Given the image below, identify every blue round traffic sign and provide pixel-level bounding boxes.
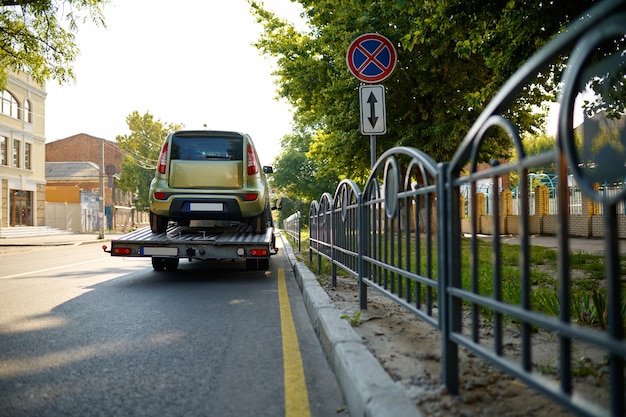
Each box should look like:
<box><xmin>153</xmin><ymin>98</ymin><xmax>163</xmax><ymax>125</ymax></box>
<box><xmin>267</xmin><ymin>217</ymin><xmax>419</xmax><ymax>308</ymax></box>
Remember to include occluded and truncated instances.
<box><xmin>346</xmin><ymin>33</ymin><xmax>397</xmax><ymax>83</ymax></box>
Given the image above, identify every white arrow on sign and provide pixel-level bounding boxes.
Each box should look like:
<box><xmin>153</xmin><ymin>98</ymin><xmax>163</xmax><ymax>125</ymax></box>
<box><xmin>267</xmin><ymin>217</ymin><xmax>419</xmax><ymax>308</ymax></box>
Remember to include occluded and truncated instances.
<box><xmin>359</xmin><ymin>85</ymin><xmax>386</xmax><ymax>135</ymax></box>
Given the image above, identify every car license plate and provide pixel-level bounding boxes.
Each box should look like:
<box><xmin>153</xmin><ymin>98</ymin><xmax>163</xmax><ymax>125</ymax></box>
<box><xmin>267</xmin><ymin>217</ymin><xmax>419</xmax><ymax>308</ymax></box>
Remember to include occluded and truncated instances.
<box><xmin>189</xmin><ymin>203</ymin><xmax>223</xmax><ymax>211</ymax></box>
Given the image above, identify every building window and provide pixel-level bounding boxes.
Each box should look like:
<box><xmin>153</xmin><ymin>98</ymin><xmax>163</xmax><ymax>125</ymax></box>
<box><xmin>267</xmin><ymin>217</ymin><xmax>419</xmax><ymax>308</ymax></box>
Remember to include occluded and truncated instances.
<box><xmin>1</xmin><ymin>90</ymin><xmax>20</xmax><ymax>119</ymax></box>
<box><xmin>24</xmin><ymin>142</ymin><xmax>31</xmax><ymax>170</ymax></box>
<box><xmin>13</xmin><ymin>139</ymin><xmax>20</xmax><ymax>168</ymax></box>
<box><xmin>0</xmin><ymin>136</ymin><xmax>7</xmax><ymax>166</ymax></box>
<box><xmin>24</xmin><ymin>99</ymin><xmax>32</xmax><ymax>123</ymax></box>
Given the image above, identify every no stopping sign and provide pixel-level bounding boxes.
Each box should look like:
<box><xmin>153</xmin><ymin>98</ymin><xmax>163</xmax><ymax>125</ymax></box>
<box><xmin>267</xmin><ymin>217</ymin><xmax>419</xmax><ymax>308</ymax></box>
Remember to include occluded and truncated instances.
<box><xmin>346</xmin><ymin>33</ymin><xmax>397</xmax><ymax>83</ymax></box>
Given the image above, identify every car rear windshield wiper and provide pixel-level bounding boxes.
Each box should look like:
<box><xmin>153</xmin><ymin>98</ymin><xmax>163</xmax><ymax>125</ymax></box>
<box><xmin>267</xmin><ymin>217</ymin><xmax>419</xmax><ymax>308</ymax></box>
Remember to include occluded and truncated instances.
<box><xmin>203</xmin><ymin>154</ymin><xmax>236</xmax><ymax>160</ymax></box>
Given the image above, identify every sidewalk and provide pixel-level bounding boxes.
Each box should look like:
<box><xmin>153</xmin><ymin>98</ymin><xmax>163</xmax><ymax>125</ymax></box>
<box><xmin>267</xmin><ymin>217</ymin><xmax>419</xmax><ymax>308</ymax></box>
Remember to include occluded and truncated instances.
<box><xmin>0</xmin><ymin>232</ymin><xmax>124</xmax><ymax>247</ymax></box>
<box><xmin>282</xmin><ymin>233</ymin><xmax>625</xmax><ymax>417</ymax></box>
<box><xmin>476</xmin><ymin>233</ymin><xmax>626</xmax><ymax>255</ymax></box>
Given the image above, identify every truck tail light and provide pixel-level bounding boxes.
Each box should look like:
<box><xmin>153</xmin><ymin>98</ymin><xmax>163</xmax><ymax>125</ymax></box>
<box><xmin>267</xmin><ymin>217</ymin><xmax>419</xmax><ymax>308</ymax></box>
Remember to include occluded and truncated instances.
<box><xmin>247</xmin><ymin>144</ymin><xmax>258</xmax><ymax>175</ymax></box>
<box><xmin>157</xmin><ymin>142</ymin><xmax>168</xmax><ymax>174</ymax></box>
<box><xmin>250</xmin><ymin>249</ymin><xmax>268</xmax><ymax>257</ymax></box>
<box><xmin>113</xmin><ymin>247</ymin><xmax>132</xmax><ymax>255</ymax></box>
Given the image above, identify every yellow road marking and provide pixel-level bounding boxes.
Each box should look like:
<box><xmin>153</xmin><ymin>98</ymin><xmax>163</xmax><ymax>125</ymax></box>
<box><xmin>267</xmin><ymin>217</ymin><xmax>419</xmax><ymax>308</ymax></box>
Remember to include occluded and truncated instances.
<box><xmin>277</xmin><ymin>268</ymin><xmax>311</xmax><ymax>417</ymax></box>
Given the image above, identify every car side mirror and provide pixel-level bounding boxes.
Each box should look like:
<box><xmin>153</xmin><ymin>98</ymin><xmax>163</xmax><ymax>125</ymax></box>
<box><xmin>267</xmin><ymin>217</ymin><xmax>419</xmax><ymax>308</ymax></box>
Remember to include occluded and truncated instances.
<box><xmin>271</xmin><ymin>198</ymin><xmax>282</xmax><ymax>211</ymax></box>
<box><xmin>263</xmin><ymin>166</ymin><xmax>274</xmax><ymax>174</ymax></box>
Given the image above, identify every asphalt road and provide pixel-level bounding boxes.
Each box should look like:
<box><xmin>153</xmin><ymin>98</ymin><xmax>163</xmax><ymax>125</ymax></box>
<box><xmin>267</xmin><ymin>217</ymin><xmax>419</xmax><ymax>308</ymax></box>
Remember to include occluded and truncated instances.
<box><xmin>0</xmin><ymin>240</ymin><xmax>348</xmax><ymax>417</ymax></box>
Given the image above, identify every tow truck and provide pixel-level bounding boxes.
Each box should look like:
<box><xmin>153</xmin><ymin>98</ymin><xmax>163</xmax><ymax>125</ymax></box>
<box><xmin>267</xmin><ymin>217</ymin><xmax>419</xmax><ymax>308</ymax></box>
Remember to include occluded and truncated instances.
<box><xmin>102</xmin><ymin>222</ymin><xmax>278</xmax><ymax>271</ymax></box>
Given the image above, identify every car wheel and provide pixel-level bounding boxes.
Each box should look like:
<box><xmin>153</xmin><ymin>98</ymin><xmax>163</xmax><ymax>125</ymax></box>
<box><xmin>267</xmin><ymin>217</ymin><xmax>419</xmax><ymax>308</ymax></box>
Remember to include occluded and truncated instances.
<box><xmin>150</xmin><ymin>211</ymin><xmax>169</xmax><ymax>233</ymax></box>
<box><xmin>152</xmin><ymin>257</ymin><xmax>179</xmax><ymax>271</ymax></box>
<box><xmin>248</xmin><ymin>208</ymin><xmax>269</xmax><ymax>234</ymax></box>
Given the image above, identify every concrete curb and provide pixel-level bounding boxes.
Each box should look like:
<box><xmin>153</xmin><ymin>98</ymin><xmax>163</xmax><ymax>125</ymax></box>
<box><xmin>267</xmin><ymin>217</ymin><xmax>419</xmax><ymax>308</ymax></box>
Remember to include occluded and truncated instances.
<box><xmin>279</xmin><ymin>233</ymin><xmax>420</xmax><ymax>417</ymax></box>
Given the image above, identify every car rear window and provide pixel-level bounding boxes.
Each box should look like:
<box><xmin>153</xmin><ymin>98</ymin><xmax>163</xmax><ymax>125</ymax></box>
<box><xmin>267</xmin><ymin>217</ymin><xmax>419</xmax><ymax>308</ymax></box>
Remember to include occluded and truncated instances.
<box><xmin>170</xmin><ymin>135</ymin><xmax>244</xmax><ymax>161</ymax></box>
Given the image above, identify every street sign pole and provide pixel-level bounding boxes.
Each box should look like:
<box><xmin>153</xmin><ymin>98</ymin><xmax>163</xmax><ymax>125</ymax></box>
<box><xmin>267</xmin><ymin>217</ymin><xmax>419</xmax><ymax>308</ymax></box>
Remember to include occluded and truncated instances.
<box><xmin>347</xmin><ymin>33</ymin><xmax>396</xmax><ymax>170</ymax></box>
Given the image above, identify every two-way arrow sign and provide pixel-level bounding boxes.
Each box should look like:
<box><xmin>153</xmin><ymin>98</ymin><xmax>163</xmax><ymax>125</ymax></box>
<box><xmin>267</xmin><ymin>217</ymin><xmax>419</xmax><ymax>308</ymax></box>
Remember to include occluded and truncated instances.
<box><xmin>359</xmin><ymin>85</ymin><xmax>386</xmax><ymax>135</ymax></box>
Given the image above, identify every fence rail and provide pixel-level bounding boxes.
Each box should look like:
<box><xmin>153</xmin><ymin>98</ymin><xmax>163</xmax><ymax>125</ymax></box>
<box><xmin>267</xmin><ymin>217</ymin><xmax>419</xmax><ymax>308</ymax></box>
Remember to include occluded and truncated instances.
<box><xmin>282</xmin><ymin>211</ymin><xmax>302</xmax><ymax>251</ymax></box>
<box><xmin>305</xmin><ymin>1</ymin><xmax>626</xmax><ymax>415</ymax></box>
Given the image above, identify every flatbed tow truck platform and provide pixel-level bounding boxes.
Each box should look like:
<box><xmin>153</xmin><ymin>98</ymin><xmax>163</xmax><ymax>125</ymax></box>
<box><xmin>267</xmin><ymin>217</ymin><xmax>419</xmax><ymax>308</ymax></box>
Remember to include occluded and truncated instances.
<box><xmin>103</xmin><ymin>224</ymin><xmax>278</xmax><ymax>271</ymax></box>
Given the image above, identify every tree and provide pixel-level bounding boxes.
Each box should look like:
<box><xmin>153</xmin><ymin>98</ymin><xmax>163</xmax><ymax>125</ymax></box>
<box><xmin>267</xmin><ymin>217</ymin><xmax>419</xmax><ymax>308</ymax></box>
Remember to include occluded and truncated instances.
<box><xmin>115</xmin><ymin>111</ymin><xmax>182</xmax><ymax>211</ymax></box>
<box><xmin>249</xmin><ymin>0</ymin><xmax>599</xmax><ymax>177</ymax></box>
<box><xmin>270</xmin><ymin>129</ymin><xmax>342</xmax><ymax>213</ymax></box>
<box><xmin>0</xmin><ymin>0</ymin><xmax>106</xmax><ymax>89</ymax></box>
<box><xmin>514</xmin><ymin>132</ymin><xmax>558</xmax><ymax>181</ymax></box>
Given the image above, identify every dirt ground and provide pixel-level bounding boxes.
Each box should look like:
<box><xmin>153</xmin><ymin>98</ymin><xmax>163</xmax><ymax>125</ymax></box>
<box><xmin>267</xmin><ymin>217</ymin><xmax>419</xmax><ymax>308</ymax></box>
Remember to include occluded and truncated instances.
<box><xmin>318</xmin><ymin>274</ymin><xmax>615</xmax><ymax>417</ymax></box>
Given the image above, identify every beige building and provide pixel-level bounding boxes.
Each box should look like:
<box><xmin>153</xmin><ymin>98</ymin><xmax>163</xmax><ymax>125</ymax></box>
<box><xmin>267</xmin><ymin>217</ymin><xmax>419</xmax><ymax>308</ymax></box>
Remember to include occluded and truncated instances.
<box><xmin>0</xmin><ymin>71</ymin><xmax>46</xmax><ymax>228</ymax></box>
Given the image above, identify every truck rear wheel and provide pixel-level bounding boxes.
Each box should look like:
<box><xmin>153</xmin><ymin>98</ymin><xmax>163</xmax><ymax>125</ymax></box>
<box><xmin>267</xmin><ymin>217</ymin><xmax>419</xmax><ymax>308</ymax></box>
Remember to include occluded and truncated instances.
<box><xmin>258</xmin><ymin>258</ymin><xmax>270</xmax><ymax>270</ymax></box>
<box><xmin>246</xmin><ymin>259</ymin><xmax>258</xmax><ymax>270</ymax></box>
<box><xmin>245</xmin><ymin>258</ymin><xmax>269</xmax><ymax>270</ymax></box>
<box><xmin>152</xmin><ymin>257</ymin><xmax>179</xmax><ymax>271</ymax></box>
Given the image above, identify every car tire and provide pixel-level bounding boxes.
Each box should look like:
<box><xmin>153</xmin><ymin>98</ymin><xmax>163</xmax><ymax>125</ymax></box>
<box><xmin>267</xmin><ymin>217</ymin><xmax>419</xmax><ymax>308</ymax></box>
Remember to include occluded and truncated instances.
<box><xmin>248</xmin><ymin>206</ymin><xmax>270</xmax><ymax>234</ymax></box>
<box><xmin>150</xmin><ymin>211</ymin><xmax>169</xmax><ymax>233</ymax></box>
<box><xmin>248</xmin><ymin>214</ymin><xmax>265</xmax><ymax>233</ymax></box>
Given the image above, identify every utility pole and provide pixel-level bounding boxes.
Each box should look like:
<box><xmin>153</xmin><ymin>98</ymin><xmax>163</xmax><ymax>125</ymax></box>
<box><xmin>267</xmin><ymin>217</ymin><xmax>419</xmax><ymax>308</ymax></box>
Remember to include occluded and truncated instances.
<box><xmin>99</xmin><ymin>139</ymin><xmax>105</xmax><ymax>239</ymax></box>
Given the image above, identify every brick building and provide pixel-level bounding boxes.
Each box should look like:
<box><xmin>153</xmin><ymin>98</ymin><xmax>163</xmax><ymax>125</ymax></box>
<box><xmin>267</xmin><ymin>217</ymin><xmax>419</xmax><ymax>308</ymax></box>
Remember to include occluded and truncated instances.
<box><xmin>45</xmin><ymin>133</ymin><xmax>130</xmax><ymax>206</ymax></box>
<box><xmin>45</xmin><ymin>134</ymin><xmax>135</xmax><ymax>231</ymax></box>
<box><xmin>46</xmin><ymin>133</ymin><xmax>123</xmax><ymax>176</ymax></box>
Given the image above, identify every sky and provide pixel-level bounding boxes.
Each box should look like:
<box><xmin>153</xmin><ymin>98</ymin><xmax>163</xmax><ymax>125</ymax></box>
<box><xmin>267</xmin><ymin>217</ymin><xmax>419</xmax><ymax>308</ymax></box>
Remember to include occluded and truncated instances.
<box><xmin>44</xmin><ymin>0</ymin><xmax>304</xmax><ymax>166</ymax></box>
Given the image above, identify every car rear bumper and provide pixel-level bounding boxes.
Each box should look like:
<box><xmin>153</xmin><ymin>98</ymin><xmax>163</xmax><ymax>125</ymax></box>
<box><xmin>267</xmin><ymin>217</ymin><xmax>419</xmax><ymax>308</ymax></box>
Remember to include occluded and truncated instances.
<box><xmin>170</xmin><ymin>198</ymin><xmax>243</xmax><ymax>220</ymax></box>
<box><xmin>150</xmin><ymin>196</ymin><xmax>265</xmax><ymax>220</ymax></box>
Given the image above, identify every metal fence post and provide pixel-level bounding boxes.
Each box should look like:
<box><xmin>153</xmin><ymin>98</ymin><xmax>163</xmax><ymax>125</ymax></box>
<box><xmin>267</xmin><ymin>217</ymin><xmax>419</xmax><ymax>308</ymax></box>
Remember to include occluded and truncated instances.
<box><xmin>358</xmin><ymin>191</ymin><xmax>367</xmax><ymax>310</ymax></box>
<box><xmin>330</xmin><ymin>196</ymin><xmax>336</xmax><ymax>287</ymax></box>
<box><xmin>438</xmin><ymin>161</ymin><xmax>459</xmax><ymax>394</ymax></box>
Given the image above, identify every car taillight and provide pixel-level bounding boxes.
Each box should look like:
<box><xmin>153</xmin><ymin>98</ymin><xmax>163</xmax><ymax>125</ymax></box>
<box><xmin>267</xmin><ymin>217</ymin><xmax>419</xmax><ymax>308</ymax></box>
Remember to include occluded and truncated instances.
<box><xmin>157</xmin><ymin>142</ymin><xmax>168</xmax><ymax>174</ymax></box>
<box><xmin>244</xmin><ymin>193</ymin><xmax>258</xmax><ymax>201</ymax></box>
<box><xmin>154</xmin><ymin>192</ymin><xmax>166</xmax><ymax>200</ymax></box>
<box><xmin>247</xmin><ymin>144</ymin><xmax>258</xmax><ymax>175</ymax></box>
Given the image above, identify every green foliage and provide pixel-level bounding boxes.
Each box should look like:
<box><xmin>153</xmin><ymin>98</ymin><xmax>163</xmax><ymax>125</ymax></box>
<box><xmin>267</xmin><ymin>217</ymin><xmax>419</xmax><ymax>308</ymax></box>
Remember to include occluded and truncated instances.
<box><xmin>520</xmin><ymin>133</ymin><xmax>558</xmax><ymax>174</ymax></box>
<box><xmin>341</xmin><ymin>310</ymin><xmax>362</xmax><ymax>327</ymax></box>
<box><xmin>536</xmin><ymin>287</ymin><xmax>626</xmax><ymax>331</ymax></box>
<box><xmin>270</xmin><ymin>129</ymin><xmax>342</xmax><ymax>211</ymax></box>
<box><xmin>0</xmin><ymin>0</ymin><xmax>108</xmax><ymax>88</ymax></box>
<box><xmin>249</xmin><ymin>0</ymin><xmax>593</xmax><ymax>176</ymax></box>
<box><xmin>533</xmin><ymin>289</ymin><xmax>560</xmax><ymax>319</ymax></box>
<box><xmin>272</xmin><ymin>196</ymin><xmax>297</xmax><ymax>226</ymax></box>
<box><xmin>115</xmin><ymin>111</ymin><xmax>182</xmax><ymax>211</ymax></box>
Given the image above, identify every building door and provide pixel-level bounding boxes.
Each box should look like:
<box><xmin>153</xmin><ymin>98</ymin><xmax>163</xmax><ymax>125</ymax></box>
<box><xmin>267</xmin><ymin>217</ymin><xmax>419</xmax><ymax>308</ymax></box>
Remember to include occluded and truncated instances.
<box><xmin>10</xmin><ymin>190</ymin><xmax>31</xmax><ymax>226</ymax></box>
